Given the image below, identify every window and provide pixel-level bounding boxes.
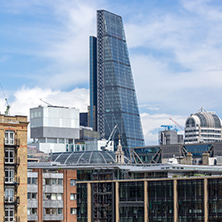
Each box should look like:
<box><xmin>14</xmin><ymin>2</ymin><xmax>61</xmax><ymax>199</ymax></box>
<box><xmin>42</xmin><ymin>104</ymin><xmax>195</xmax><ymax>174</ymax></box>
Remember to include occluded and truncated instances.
<box><xmin>51</xmin><ymin>179</ymin><xmax>56</xmax><ymax>185</ymax></box>
<box><xmin>5</xmin><ymin>149</ymin><xmax>14</xmax><ymax>163</ymax></box>
<box><xmin>5</xmin><ymin>167</ymin><xmax>14</xmax><ymax>182</ymax></box>
<box><xmin>45</xmin><ymin>193</ymin><xmax>62</xmax><ymax>200</ymax></box>
<box><xmin>45</xmin><ymin>208</ymin><xmax>51</xmax><ymax>214</ymax></box>
<box><xmin>5</xmin><ymin>206</ymin><xmax>14</xmax><ymax>221</ymax></box>
<box><xmin>57</xmin><ymin>193</ymin><xmax>62</xmax><ymax>200</ymax></box>
<box><xmin>58</xmin><ymin>179</ymin><xmax>63</xmax><ymax>185</ymax></box>
<box><xmin>27</xmin><ymin>177</ymin><xmax>37</xmax><ymax>185</ymax></box>
<box><xmin>59</xmin><ymin>138</ymin><xmax>64</xmax><ymax>144</ymax></box>
<box><xmin>28</xmin><ymin>193</ymin><xmax>37</xmax><ymax>200</ymax></box>
<box><xmin>47</xmin><ymin>138</ymin><xmax>57</xmax><ymax>143</ymax></box>
<box><xmin>45</xmin><ymin>193</ymin><xmax>51</xmax><ymax>200</ymax></box>
<box><xmin>32</xmin><ymin>178</ymin><xmax>37</xmax><ymax>184</ymax></box>
<box><xmin>51</xmin><ymin>193</ymin><xmax>56</xmax><ymax>200</ymax></box>
<box><xmin>45</xmin><ymin>208</ymin><xmax>62</xmax><ymax>215</ymax></box>
<box><xmin>68</xmin><ymin>139</ymin><xmax>73</xmax><ymax>144</ymax></box>
<box><xmin>28</xmin><ymin>208</ymin><xmax>37</xmax><ymax>215</ymax></box>
<box><xmin>45</xmin><ymin>178</ymin><xmax>51</xmax><ymax>185</ymax></box>
<box><xmin>32</xmin><ymin>193</ymin><xmax>37</xmax><ymax>199</ymax></box>
<box><xmin>32</xmin><ymin>208</ymin><xmax>37</xmax><ymax>215</ymax></box>
<box><xmin>70</xmin><ymin>208</ymin><xmax>77</xmax><ymax>215</ymax></box>
<box><xmin>70</xmin><ymin>193</ymin><xmax>76</xmax><ymax>200</ymax></box>
<box><xmin>28</xmin><ymin>178</ymin><xmax>31</xmax><ymax>184</ymax></box>
<box><xmin>5</xmin><ymin>187</ymin><xmax>14</xmax><ymax>202</ymax></box>
<box><xmin>58</xmin><ymin>208</ymin><xmax>63</xmax><ymax>214</ymax></box>
<box><xmin>70</xmin><ymin>179</ymin><xmax>76</xmax><ymax>186</ymax></box>
<box><xmin>5</xmin><ymin>130</ymin><xmax>14</xmax><ymax>145</ymax></box>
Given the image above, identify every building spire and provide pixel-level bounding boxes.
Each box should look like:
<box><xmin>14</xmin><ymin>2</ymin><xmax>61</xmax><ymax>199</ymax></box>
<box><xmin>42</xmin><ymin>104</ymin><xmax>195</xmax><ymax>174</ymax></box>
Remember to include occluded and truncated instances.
<box><xmin>115</xmin><ymin>135</ymin><xmax>125</xmax><ymax>164</ymax></box>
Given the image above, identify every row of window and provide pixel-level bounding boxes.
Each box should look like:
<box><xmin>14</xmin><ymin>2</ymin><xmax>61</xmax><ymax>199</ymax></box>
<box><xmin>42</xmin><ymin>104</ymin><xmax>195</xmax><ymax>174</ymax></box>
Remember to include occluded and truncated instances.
<box><xmin>27</xmin><ymin>207</ymin><xmax>76</xmax><ymax>216</ymax></box>
<box><xmin>38</xmin><ymin>138</ymin><xmax>74</xmax><ymax>144</ymax></box>
<box><xmin>45</xmin><ymin>178</ymin><xmax>63</xmax><ymax>186</ymax></box>
<box><xmin>28</xmin><ymin>192</ymin><xmax>76</xmax><ymax>201</ymax></box>
<box><xmin>27</xmin><ymin>178</ymin><xmax>76</xmax><ymax>186</ymax></box>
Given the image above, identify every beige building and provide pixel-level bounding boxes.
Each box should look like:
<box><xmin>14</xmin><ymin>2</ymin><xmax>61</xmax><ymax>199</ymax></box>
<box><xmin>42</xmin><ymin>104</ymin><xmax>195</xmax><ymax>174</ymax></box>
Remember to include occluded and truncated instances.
<box><xmin>0</xmin><ymin>115</ymin><xmax>29</xmax><ymax>222</ymax></box>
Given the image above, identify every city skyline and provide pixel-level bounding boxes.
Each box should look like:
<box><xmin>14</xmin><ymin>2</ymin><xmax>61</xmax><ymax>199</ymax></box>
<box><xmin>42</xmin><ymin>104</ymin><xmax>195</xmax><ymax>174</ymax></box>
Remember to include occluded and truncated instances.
<box><xmin>1</xmin><ymin>0</ymin><xmax>222</xmax><ymax>145</ymax></box>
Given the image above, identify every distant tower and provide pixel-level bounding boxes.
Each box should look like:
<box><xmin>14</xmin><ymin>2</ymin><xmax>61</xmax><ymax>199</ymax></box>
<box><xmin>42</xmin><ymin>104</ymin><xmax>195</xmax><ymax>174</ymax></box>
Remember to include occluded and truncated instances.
<box><xmin>184</xmin><ymin>107</ymin><xmax>222</xmax><ymax>144</ymax></box>
<box><xmin>115</xmin><ymin>137</ymin><xmax>125</xmax><ymax>164</ymax></box>
<box><xmin>89</xmin><ymin>10</ymin><xmax>144</xmax><ymax>157</ymax></box>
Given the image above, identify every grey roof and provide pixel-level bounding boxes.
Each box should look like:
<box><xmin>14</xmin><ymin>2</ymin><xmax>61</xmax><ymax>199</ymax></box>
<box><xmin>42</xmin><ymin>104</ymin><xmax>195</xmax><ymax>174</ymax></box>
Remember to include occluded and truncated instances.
<box><xmin>51</xmin><ymin>150</ymin><xmax>130</xmax><ymax>165</ymax></box>
<box><xmin>186</xmin><ymin>109</ymin><xmax>222</xmax><ymax>128</ymax></box>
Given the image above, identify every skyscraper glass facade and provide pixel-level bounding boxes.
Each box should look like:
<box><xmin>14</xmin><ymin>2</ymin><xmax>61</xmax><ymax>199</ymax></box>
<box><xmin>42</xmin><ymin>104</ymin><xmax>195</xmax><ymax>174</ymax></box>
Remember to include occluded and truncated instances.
<box><xmin>90</xmin><ymin>10</ymin><xmax>144</xmax><ymax>157</ymax></box>
<box><xmin>89</xmin><ymin>36</ymin><xmax>97</xmax><ymax>130</ymax></box>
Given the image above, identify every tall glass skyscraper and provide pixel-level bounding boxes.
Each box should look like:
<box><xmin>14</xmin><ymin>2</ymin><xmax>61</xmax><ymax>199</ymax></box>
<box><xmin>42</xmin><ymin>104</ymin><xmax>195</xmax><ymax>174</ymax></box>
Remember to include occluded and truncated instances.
<box><xmin>89</xmin><ymin>10</ymin><xmax>144</xmax><ymax>157</ymax></box>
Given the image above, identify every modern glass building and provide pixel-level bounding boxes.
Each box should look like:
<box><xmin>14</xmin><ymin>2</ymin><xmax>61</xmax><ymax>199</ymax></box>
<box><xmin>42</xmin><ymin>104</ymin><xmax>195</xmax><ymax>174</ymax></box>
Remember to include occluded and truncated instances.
<box><xmin>89</xmin><ymin>10</ymin><xmax>144</xmax><ymax>157</ymax></box>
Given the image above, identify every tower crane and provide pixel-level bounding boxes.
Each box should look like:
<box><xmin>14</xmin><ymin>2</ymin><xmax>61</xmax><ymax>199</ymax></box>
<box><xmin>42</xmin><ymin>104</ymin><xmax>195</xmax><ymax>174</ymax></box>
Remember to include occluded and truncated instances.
<box><xmin>101</xmin><ymin>125</ymin><xmax>118</xmax><ymax>151</ymax></box>
<box><xmin>160</xmin><ymin>125</ymin><xmax>173</xmax><ymax>131</ymax></box>
<box><xmin>0</xmin><ymin>83</ymin><xmax>10</xmax><ymax>115</ymax></box>
<box><xmin>169</xmin><ymin>118</ymin><xmax>184</xmax><ymax>131</ymax></box>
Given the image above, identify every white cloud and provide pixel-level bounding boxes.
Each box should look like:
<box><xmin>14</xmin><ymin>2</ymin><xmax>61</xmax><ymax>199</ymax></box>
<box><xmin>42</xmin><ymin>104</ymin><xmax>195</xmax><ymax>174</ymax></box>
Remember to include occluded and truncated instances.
<box><xmin>8</xmin><ymin>87</ymin><xmax>89</xmax><ymax>117</ymax></box>
<box><xmin>141</xmin><ymin>113</ymin><xmax>186</xmax><ymax>145</ymax></box>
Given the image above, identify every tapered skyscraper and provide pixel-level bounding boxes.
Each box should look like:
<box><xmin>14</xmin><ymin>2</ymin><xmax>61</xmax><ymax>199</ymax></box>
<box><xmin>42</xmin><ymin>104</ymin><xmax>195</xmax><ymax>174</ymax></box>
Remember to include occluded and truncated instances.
<box><xmin>89</xmin><ymin>10</ymin><xmax>144</xmax><ymax>156</ymax></box>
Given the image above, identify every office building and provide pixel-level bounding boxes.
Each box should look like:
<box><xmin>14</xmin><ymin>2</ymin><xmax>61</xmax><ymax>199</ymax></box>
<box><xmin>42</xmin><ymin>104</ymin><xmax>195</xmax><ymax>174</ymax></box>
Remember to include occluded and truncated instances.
<box><xmin>29</xmin><ymin>106</ymin><xmax>79</xmax><ymax>153</ymax></box>
<box><xmin>131</xmin><ymin>141</ymin><xmax>222</xmax><ymax>165</ymax></box>
<box><xmin>0</xmin><ymin>114</ymin><xmax>29</xmax><ymax>222</ymax></box>
<box><xmin>27</xmin><ymin>146</ymin><xmax>222</xmax><ymax>222</ymax></box>
<box><xmin>184</xmin><ymin>107</ymin><xmax>222</xmax><ymax>144</ymax></box>
<box><xmin>89</xmin><ymin>10</ymin><xmax>144</xmax><ymax>157</ymax></box>
<box><xmin>159</xmin><ymin>128</ymin><xmax>183</xmax><ymax>145</ymax></box>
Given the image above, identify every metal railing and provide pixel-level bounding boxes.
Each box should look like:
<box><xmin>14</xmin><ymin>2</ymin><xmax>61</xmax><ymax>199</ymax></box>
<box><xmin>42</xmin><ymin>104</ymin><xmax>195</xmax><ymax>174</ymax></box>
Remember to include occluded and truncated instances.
<box><xmin>4</xmin><ymin>157</ymin><xmax>20</xmax><ymax>165</ymax></box>
<box><xmin>4</xmin><ymin>176</ymin><xmax>20</xmax><ymax>185</ymax></box>
<box><xmin>4</xmin><ymin>139</ymin><xmax>20</xmax><ymax>147</ymax></box>
<box><xmin>4</xmin><ymin>216</ymin><xmax>20</xmax><ymax>222</ymax></box>
<box><xmin>4</xmin><ymin>196</ymin><xmax>20</xmax><ymax>205</ymax></box>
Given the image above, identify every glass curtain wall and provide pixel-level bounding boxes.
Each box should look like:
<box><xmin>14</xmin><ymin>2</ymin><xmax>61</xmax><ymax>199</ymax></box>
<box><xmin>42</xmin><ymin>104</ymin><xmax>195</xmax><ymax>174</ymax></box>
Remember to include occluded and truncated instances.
<box><xmin>208</xmin><ymin>178</ymin><xmax>222</xmax><ymax>221</ymax></box>
<box><xmin>77</xmin><ymin>183</ymin><xmax>87</xmax><ymax>222</ymax></box>
<box><xmin>96</xmin><ymin>10</ymin><xmax>144</xmax><ymax>157</ymax></box>
<box><xmin>178</xmin><ymin>179</ymin><xmax>204</xmax><ymax>221</ymax></box>
<box><xmin>148</xmin><ymin>180</ymin><xmax>174</xmax><ymax>222</ymax></box>
<box><xmin>119</xmin><ymin>181</ymin><xmax>144</xmax><ymax>222</ymax></box>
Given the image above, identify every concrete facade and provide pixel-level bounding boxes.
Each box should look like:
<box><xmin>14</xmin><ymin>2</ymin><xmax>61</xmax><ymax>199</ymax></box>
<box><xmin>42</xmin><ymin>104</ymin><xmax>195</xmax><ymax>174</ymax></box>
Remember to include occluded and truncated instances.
<box><xmin>30</xmin><ymin>106</ymin><xmax>80</xmax><ymax>153</ymax></box>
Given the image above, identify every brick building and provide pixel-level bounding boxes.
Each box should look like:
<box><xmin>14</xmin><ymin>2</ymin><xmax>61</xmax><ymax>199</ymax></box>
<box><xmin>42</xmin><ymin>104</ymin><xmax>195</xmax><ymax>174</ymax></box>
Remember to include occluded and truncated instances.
<box><xmin>27</xmin><ymin>168</ymin><xmax>77</xmax><ymax>222</ymax></box>
<box><xmin>0</xmin><ymin>115</ymin><xmax>29</xmax><ymax>222</ymax></box>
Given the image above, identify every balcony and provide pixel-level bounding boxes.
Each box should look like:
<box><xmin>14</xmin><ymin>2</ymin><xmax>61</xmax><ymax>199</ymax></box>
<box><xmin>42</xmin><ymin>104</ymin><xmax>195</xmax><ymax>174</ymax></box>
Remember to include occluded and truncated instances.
<box><xmin>4</xmin><ymin>176</ymin><xmax>20</xmax><ymax>186</ymax></box>
<box><xmin>43</xmin><ymin>200</ymin><xmax>63</xmax><ymax>208</ymax></box>
<box><xmin>5</xmin><ymin>157</ymin><xmax>20</xmax><ymax>166</ymax></box>
<box><xmin>4</xmin><ymin>216</ymin><xmax>20</xmax><ymax>222</ymax></box>
<box><xmin>4</xmin><ymin>139</ymin><xmax>20</xmax><ymax>147</ymax></box>
<box><xmin>27</xmin><ymin>214</ymin><xmax>38</xmax><ymax>221</ymax></box>
<box><xmin>43</xmin><ymin>214</ymin><xmax>64</xmax><ymax>221</ymax></box>
<box><xmin>4</xmin><ymin>196</ymin><xmax>20</xmax><ymax>205</ymax></box>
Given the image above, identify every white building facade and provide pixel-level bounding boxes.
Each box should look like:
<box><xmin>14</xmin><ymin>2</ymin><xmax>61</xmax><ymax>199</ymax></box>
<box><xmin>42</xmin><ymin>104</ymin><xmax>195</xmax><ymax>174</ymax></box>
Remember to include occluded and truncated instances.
<box><xmin>29</xmin><ymin>106</ymin><xmax>80</xmax><ymax>153</ymax></box>
<box><xmin>184</xmin><ymin>107</ymin><xmax>222</xmax><ymax>144</ymax></box>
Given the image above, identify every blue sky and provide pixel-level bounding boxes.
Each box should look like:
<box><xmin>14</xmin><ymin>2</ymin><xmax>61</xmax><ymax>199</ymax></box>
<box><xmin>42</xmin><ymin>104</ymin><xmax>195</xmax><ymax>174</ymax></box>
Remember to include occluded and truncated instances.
<box><xmin>1</xmin><ymin>0</ymin><xmax>222</xmax><ymax>144</ymax></box>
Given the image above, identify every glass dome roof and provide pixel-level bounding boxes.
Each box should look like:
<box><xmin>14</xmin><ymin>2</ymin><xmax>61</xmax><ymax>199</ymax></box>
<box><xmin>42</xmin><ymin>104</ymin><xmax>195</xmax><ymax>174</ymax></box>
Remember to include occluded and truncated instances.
<box><xmin>51</xmin><ymin>150</ymin><xmax>129</xmax><ymax>165</ymax></box>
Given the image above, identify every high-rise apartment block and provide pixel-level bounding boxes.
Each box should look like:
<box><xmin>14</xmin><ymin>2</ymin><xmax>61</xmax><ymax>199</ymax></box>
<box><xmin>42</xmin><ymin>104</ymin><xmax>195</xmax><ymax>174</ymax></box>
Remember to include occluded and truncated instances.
<box><xmin>0</xmin><ymin>114</ymin><xmax>29</xmax><ymax>222</ymax></box>
<box><xmin>89</xmin><ymin>10</ymin><xmax>144</xmax><ymax>156</ymax></box>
